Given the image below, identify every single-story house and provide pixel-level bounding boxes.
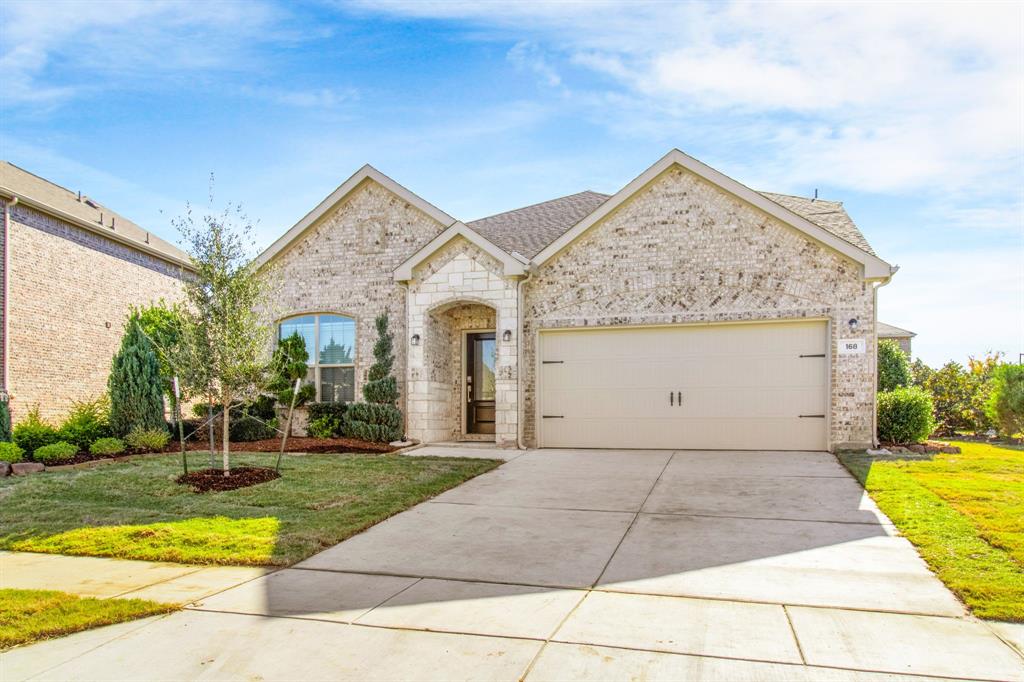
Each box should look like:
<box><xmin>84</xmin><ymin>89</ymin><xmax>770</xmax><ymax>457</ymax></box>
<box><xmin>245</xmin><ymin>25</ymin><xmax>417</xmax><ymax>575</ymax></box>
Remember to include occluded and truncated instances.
<box><xmin>257</xmin><ymin>149</ymin><xmax>896</xmax><ymax>451</ymax></box>
<box><xmin>877</xmin><ymin>321</ymin><xmax>916</xmax><ymax>356</ymax></box>
<box><xmin>0</xmin><ymin>162</ymin><xmax>191</xmax><ymax>423</ymax></box>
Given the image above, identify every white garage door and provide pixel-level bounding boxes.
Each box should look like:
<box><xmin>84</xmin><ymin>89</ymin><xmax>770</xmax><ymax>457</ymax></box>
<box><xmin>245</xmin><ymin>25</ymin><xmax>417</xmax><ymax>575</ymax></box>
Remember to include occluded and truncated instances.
<box><xmin>538</xmin><ymin>321</ymin><xmax>828</xmax><ymax>450</ymax></box>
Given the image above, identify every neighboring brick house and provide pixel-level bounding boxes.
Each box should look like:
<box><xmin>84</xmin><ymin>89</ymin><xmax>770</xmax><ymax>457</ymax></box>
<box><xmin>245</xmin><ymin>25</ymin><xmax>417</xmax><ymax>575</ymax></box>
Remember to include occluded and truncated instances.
<box><xmin>257</xmin><ymin>149</ymin><xmax>896</xmax><ymax>451</ymax></box>
<box><xmin>0</xmin><ymin>162</ymin><xmax>191</xmax><ymax>423</ymax></box>
<box><xmin>878</xmin><ymin>321</ymin><xmax>916</xmax><ymax>356</ymax></box>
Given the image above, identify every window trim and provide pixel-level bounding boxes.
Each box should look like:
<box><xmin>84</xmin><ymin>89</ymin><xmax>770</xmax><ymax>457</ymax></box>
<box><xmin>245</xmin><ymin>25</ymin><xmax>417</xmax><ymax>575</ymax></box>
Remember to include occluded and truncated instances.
<box><xmin>277</xmin><ymin>311</ymin><xmax>359</xmax><ymax>403</ymax></box>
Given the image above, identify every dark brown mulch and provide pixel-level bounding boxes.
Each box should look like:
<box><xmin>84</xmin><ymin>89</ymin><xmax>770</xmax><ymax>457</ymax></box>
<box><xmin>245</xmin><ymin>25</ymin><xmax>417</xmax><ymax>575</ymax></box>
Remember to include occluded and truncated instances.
<box><xmin>166</xmin><ymin>436</ymin><xmax>396</xmax><ymax>454</ymax></box>
<box><xmin>176</xmin><ymin>466</ymin><xmax>281</xmax><ymax>492</ymax></box>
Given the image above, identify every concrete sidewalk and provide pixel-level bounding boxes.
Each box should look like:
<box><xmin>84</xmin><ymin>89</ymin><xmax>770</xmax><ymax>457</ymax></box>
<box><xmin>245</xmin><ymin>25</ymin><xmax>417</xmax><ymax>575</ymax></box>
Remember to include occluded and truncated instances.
<box><xmin>2</xmin><ymin>448</ymin><xmax>1023</xmax><ymax>681</ymax></box>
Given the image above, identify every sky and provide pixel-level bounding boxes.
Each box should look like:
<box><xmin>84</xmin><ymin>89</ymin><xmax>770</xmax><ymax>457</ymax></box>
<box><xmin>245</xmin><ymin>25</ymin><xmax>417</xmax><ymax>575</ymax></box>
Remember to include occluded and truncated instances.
<box><xmin>1</xmin><ymin>0</ymin><xmax>1021</xmax><ymax>368</ymax></box>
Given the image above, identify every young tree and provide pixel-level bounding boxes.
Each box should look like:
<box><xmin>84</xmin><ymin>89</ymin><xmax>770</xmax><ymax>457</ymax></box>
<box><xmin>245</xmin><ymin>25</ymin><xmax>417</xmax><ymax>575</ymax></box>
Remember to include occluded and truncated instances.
<box><xmin>345</xmin><ymin>314</ymin><xmax>403</xmax><ymax>443</ymax></box>
<box><xmin>174</xmin><ymin>202</ymin><xmax>274</xmax><ymax>476</ymax></box>
<box><xmin>108</xmin><ymin>315</ymin><xmax>166</xmax><ymax>437</ymax></box>
<box><xmin>877</xmin><ymin>339</ymin><xmax>911</xmax><ymax>392</ymax></box>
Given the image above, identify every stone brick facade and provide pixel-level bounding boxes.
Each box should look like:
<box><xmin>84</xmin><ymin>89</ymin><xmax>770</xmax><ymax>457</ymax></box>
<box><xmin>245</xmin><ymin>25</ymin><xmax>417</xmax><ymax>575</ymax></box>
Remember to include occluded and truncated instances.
<box><xmin>4</xmin><ymin>199</ymin><xmax>185</xmax><ymax>423</ymax></box>
<box><xmin>405</xmin><ymin>238</ymin><xmax>519</xmax><ymax>446</ymax></box>
<box><xmin>264</xmin><ymin>180</ymin><xmax>446</xmax><ymax>419</ymax></box>
<box><xmin>521</xmin><ymin>167</ymin><xmax>875</xmax><ymax>449</ymax></box>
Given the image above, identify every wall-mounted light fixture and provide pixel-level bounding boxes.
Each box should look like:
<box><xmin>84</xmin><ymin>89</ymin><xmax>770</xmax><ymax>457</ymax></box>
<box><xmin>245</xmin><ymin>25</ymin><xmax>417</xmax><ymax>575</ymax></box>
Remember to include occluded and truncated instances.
<box><xmin>502</xmin><ymin>329</ymin><xmax>512</xmax><ymax>343</ymax></box>
<box><xmin>410</xmin><ymin>333</ymin><xmax>421</xmax><ymax>346</ymax></box>
<box><xmin>848</xmin><ymin>318</ymin><xmax>860</xmax><ymax>333</ymax></box>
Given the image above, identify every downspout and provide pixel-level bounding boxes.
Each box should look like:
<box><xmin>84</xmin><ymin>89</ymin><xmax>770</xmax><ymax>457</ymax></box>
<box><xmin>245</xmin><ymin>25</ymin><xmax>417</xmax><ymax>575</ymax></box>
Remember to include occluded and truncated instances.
<box><xmin>2</xmin><ymin>195</ymin><xmax>17</xmax><ymax>398</ymax></box>
<box><xmin>516</xmin><ymin>265</ymin><xmax>535</xmax><ymax>450</ymax></box>
<box><xmin>871</xmin><ymin>267</ymin><xmax>897</xmax><ymax>447</ymax></box>
<box><xmin>397</xmin><ymin>279</ymin><xmax>411</xmax><ymax>440</ymax></box>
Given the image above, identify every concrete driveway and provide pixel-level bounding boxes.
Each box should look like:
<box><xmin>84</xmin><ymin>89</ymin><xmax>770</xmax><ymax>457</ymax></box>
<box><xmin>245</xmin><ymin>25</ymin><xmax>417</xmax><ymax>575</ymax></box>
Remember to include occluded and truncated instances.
<box><xmin>5</xmin><ymin>448</ymin><xmax>1023</xmax><ymax>681</ymax></box>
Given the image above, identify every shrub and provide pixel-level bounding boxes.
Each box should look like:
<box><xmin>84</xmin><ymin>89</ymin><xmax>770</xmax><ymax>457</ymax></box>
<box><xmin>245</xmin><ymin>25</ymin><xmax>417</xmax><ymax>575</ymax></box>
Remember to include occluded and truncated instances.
<box><xmin>345</xmin><ymin>314</ymin><xmax>403</xmax><ymax>443</ymax></box>
<box><xmin>0</xmin><ymin>441</ymin><xmax>24</xmax><ymax>463</ymax></box>
<box><xmin>307</xmin><ymin>402</ymin><xmax>348</xmax><ymax>422</ymax></box>
<box><xmin>189</xmin><ymin>398</ymin><xmax>277</xmax><ymax>442</ymax></box>
<box><xmin>0</xmin><ymin>398</ymin><xmax>10</xmax><ymax>442</ymax></box>
<box><xmin>268</xmin><ymin>332</ymin><xmax>316</xmax><ymax>408</ymax></box>
<box><xmin>878</xmin><ymin>387</ymin><xmax>936</xmax><ymax>444</ymax></box>
<box><xmin>108</xmin><ymin>316</ymin><xmax>166</xmax><ymax>437</ymax></box>
<box><xmin>909</xmin><ymin>358</ymin><xmax>934</xmax><ymax>389</ymax></box>
<box><xmin>125</xmin><ymin>427</ymin><xmax>170</xmax><ymax>452</ymax></box>
<box><xmin>12</xmin><ymin>406</ymin><xmax>61</xmax><ymax>457</ymax></box>
<box><xmin>986</xmin><ymin>364</ymin><xmax>1024</xmax><ymax>437</ymax></box>
<box><xmin>229</xmin><ymin>413</ymin><xmax>276</xmax><ymax>442</ymax></box>
<box><xmin>57</xmin><ymin>396</ymin><xmax>111</xmax><ymax>451</ymax></box>
<box><xmin>878</xmin><ymin>339</ymin><xmax>911</xmax><ymax>392</ymax></box>
<box><xmin>89</xmin><ymin>437</ymin><xmax>126</xmax><ymax>456</ymax></box>
<box><xmin>306</xmin><ymin>402</ymin><xmax>347</xmax><ymax>439</ymax></box>
<box><xmin>33</xmin><ymin>441</ymin><xmax>78</xmax><ymax>464</ymax></box>
<box><xmin>926</xmin><ymin>362</ymin><xmax>974</xmax><ymax>436</ymax></box>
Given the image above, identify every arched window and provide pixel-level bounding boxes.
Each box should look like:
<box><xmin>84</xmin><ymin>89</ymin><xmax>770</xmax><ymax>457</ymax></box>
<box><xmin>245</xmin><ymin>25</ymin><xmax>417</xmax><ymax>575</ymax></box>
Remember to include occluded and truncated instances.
<box><xmin>278</xmin><ymin>314</ymin><xmax>356</xmax><ymax>403</ymax></box>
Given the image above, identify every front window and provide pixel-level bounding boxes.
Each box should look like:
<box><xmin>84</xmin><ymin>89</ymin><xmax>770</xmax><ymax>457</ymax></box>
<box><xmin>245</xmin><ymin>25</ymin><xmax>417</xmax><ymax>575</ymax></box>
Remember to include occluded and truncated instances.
<box><xmin>278</xmin><ymin>314</ymin><xmax>356</xmax><ymax>403</ymax></box>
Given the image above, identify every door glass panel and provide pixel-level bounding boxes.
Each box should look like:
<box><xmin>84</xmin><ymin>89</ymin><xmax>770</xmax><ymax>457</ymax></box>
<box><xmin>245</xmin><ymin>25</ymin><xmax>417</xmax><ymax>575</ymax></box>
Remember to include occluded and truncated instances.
<box><xmin>474</xmin><ymin>338</ymin><xmax>496</xmax><ymax>401</ymax></box>
<box><xmin>320</xmin><ymin>366</ymin><xmax>355</xmax><ymax>403</ymax></box>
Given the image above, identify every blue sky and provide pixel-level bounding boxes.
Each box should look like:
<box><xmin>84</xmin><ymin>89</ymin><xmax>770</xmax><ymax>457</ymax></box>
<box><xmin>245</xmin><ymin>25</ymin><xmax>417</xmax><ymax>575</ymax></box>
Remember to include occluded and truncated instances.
<box><xmin>2</xmin><ymin>0</ymin><xmax>1021</xmax><ymax>367</ymax></box>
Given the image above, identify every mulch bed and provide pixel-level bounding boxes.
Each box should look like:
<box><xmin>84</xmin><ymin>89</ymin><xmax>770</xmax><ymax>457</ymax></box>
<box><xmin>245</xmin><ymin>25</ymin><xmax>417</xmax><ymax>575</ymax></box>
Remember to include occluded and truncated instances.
<box><xmin>169</xmin><ymin>436</ymin><xmax>397</xmax><ymax>455</ymax></box>
<box><xmin>176</xmin><ymin>466</ymin><xmax>281</xmax><ymax>492</ymax></box>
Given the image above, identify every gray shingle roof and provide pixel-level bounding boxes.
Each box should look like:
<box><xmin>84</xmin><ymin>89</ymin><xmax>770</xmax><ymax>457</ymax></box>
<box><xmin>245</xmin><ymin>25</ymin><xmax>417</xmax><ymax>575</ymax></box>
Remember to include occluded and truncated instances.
<box><xmin>465</xmin><ymin>187</ymin><xmax>875</xmax><ymax>260</ymax></box>
<box><xmin>759</xmin><ymin>191</ymin><xmax>876</xmax><ymax>255</ymax></box>
<box><xmin>467</xmin><ymin>191</ymin><xmax>609</xmax><ymax>258</ymax></box>
<box><xmin>877</xmin><ymin>322</ymin><xmax>916</xmax><ymax>338</ymax></box>
<box><xmin>0</xmin><ymin>161</ymin><xmax>189</xmax><ymax>265</ymax></box>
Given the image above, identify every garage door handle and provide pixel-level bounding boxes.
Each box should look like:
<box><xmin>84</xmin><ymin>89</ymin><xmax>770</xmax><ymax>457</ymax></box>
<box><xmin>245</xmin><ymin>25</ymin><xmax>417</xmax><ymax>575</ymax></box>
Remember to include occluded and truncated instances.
<box><xmin>542</xmin><ymin>415</ymin><xmax>564</xmax><ymax>419</ymax></box>
<box><xmin>670</xmin><ymin>392</ymin><xmax>673</xmax><ymax>406</ymax></box>
<box><xmin>799</xmin><ymin>414</ymin><xmax>826</xmax><ymax>418</ymax></box>
<box><xmin>799</xmin><ymin>354</ymin><xmax>826</xmax><ymax>358</ymax></box>
<box><xmin>542</xmin><ymin>360</ymin><xmax>564</xmax><ymax>364</ymax></box>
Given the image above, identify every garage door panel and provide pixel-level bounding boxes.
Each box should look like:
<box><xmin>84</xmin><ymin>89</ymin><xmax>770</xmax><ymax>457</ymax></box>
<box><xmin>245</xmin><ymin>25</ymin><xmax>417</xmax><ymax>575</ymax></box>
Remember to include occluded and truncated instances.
<box><xmin>539</xmin><ymin>322</ymin><xmax>828</xmax><ymax>450</ymax></box>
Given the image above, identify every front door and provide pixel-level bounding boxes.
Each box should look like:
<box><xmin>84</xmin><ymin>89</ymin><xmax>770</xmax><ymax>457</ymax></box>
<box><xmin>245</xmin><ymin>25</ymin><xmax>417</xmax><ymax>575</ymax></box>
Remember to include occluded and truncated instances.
<box><xmin>466</xmin><ymin>332</ymin><xmax>496</xmax><ymax>435</ymax></box>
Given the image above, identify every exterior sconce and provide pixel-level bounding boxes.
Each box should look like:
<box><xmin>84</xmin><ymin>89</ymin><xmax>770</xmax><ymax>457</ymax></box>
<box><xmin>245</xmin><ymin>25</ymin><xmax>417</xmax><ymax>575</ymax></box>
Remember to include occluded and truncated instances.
<box><xmin>410</xmin><ymin>334</ymin><xmax>421</xmax><ymax>346</ymax></box>
<box><xmin>502</xmin><ymin>329</ymin><xmax>512</xmax><ymax>343</ymax></box>
<box><xmin>847</xmin><ymin>318</ymin><xmax>859</xmax><ymax>333</ymax></box>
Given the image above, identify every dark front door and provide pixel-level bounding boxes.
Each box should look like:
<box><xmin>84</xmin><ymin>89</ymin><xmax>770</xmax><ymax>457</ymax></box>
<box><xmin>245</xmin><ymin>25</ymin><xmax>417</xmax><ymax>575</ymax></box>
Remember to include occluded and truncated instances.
<box><xmin>466</xmin><ymin>332</ymin><xmax>496</xmax><ymax>435</ymax></box>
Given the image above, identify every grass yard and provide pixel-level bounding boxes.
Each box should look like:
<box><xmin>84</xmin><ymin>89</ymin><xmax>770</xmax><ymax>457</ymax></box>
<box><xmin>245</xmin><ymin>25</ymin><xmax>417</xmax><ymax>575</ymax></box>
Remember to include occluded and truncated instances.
<box><xmin>0</xmin><ymin>589</ymin><xmax>176</xmax><ymax>649</ymax></box>
<box><xmin>839</xmin><ymin>440</ymin><xmax>1023</xmax><ymax>621</ymax></box>
<box><xmin>0</xmin><ymin>452</ymin><xmax>499</xmax><ymax>566</ymax></box>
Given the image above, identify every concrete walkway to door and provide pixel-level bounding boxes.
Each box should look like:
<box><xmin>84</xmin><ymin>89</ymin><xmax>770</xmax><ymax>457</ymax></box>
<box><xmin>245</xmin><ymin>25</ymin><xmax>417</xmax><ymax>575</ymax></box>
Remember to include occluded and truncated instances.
<box><xmin>5</xmin><ymin>449</ymin><xmax>1023</xmax><ymax>681</ymax></box>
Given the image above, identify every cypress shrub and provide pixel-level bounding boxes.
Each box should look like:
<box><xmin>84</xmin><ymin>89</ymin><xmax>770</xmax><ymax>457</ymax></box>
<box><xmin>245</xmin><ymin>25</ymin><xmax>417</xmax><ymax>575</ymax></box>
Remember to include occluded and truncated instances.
<box><xmin>108</xmin><ymin>317</ymin><xmax>166</xmax><ymax>437</ymax></box>
<box><xmin>345</xmin><ymin>314</ymin><xmax>403</xmax><ymax>443</ymax></box>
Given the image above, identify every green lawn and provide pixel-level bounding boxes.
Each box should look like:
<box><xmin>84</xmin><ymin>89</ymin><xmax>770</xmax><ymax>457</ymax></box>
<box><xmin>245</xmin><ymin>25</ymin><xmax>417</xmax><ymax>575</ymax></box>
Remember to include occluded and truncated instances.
<box><xmin>839</xmin><ymin>441</ymin><xmax>1023</xmax><ymax>621</ymax></box>
<box><xmin>0</xmin><ymin>452</ymin><xmax>499</xmax><ymax>566</ymax></box>
<box><xmin>0</xmin><ymin>589</ymin><xmax>177</xmax><ymax>650</ymax></box>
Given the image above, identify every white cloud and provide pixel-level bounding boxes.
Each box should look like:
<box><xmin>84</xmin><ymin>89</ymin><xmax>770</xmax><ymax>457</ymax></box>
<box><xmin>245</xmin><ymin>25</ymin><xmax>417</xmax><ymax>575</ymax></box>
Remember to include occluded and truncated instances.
<box><xmin>237</xmin><ymin>85</ymin><xmax>360</xmax><ymax>109</ymax></box>
<box><xmin>878</xmin><ymin>248</ymin><xmax>1022</xmax><ymax>366</ymax></box>
<box><xmin>507</xmin><ymin>41</ymin><xmax>561</xmax><ymax>87</ymax></box>
<box><xmin>0</xmin><ymin>0</ymin><xmax>283</xmax><ymax>107</ymax></box>
<box><xmin>357</xmin><ymin>0</ymin><xmax>1024</xmax><ymax>197</ymax></box>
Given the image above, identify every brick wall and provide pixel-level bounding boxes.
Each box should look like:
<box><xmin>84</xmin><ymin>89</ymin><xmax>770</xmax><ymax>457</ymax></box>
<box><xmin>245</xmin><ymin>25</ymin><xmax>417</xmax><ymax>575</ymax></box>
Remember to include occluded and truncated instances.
<box><xmin>522</xmin><ymin>166</ymin><xmax>876</xmax><ymax>449</ymax></box>
<box><xmin>265</xmin><ymin>180</ymin><xmax>447</xmax><ymax>424</ymax></box>
<box><xmin>6</xmin><ymin>200</ymin><xmax>185</xmax><ymax>423</ymax></box>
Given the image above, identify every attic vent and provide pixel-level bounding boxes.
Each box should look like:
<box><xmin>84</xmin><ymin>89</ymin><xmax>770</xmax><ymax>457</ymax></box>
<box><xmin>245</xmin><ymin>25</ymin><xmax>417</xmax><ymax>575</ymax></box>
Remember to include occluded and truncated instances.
<box><xmin>85</xmin><ymin>198</ymin><xmax>99</xmax><ymax>209</ymax></box>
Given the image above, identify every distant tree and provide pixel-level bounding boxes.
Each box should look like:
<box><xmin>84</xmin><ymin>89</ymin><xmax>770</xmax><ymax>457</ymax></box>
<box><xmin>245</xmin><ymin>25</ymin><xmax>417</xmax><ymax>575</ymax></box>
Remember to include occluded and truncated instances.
<box><xmin>878</xmin><ymin>339</ymin><xmax>911</xmax><ymax>392</ymax></box>
<box><xmin>909</xmin><ymin>358</ymin><xmax>934</xmax><ymax>389</ymax></box>
<box><xmin>986</xmin><ymin>363</ymin><xmax>1023</xmax><ymax>437</ymax></box>
<box><xmin>108</xmin><ymin>315</ymin><xmax>166</xmax><ymax>437</ymax></box>
<box><xmin>965</xmin><ymin>352</ymin><xmax>1002</xmax><ymax>434</ymax></box>
<box><xmin>926</xmin><ymin>361</ymin><xmax>973</xmax><ymax>436</ymax></box>
<box><xmin>173</xmin><ymin>201</ymin><xmax>275</xmax><ymax>476</ymax></box>
<box><xmin>345</xmin><ymin>314</ymin><xmax>402</xmax><ymax>443</ymax></box>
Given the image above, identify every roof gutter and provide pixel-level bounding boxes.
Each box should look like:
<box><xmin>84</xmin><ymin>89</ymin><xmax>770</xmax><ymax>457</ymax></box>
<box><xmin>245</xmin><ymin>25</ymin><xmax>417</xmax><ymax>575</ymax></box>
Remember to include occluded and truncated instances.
<box><xmin>2</xmin><ymin>195</ymin><xmax>17</xmax><ymax>397</ymax></box>
<box><xmin>0</xmin><ymin>187</ymin><xmax>195</xmax><ymax>272</ymax></box>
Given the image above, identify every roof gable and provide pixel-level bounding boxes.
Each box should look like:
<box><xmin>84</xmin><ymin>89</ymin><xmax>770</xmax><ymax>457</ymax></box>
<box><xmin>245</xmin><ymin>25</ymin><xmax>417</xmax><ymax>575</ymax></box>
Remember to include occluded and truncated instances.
<box><xmin>531</xmin><ymin>149</ymin><xmax>893</xmax><ymax>280</ymax></box>
<box><xmin>255</xmin><ymin>165</ymin><xmax>457</xmax><ymax>268</ymax></box>
<box><xmin>393</xmin><ymin>222</ymin><xmax>527</xmax><ymax>281</ymax></box>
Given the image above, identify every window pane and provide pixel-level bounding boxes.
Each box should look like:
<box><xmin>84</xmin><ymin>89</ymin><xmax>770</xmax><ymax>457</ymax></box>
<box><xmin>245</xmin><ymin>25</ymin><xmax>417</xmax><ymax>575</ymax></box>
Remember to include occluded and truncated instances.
<box><xmin>474</xmin><ymin>338</ymin><xmax>496</xmax><ymax>401</ymax></box>
<box><xmin>279</xmin><ymin>316</ymin><xmax>315</xmax><ymax>365</ymax></box>
<box><xmin>320</xmin><ymin>366</ymin><xmax>355</xmax><ymax>403</ymax></box>
<box><xmin>319</xmin><ymin>315</ymin><xmax>355</xmax><ymax>365</ymax></box>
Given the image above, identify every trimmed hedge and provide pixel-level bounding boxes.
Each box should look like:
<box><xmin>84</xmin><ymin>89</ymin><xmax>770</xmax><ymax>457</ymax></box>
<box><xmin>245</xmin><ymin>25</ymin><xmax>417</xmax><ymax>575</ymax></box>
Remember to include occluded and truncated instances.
<box><xmin>90</xmin><ymin>437</ymin><xmax>126</xmax><ymax>456</ymax></box>
<box><xmin>0</xmin><ymin>441</ymin><xmax>24</xmax><ymax>463</ymax></box>
<box><xmin>33</xmin><ymin>441</ymin><xmax>78</xmax><ymax>464</ymax></box>
<box><xmin>878</xmin><ymin>386</ymin><xmax>936</xmax><ymax>444</ymax></box>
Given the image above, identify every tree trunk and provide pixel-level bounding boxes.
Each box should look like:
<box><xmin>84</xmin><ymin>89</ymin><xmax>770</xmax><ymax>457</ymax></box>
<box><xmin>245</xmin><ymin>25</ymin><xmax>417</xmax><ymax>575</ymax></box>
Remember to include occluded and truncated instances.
<box><xmin>222</xmin><ymin>401</ymin><xmax>231</xmax><ymax>476</ymax></box>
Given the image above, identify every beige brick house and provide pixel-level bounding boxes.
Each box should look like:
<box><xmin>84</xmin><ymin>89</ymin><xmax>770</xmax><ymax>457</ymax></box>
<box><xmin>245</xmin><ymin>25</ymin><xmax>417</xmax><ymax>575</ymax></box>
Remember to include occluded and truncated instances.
<box><xmin>257</xmin><ymin>149</ymin><xmax>896</xmax><ymax>451</ymax></box>
<box><xmin>0</xmin><ymin>162</ymin><xmax>191</xmax><ymax>423</ymax></box>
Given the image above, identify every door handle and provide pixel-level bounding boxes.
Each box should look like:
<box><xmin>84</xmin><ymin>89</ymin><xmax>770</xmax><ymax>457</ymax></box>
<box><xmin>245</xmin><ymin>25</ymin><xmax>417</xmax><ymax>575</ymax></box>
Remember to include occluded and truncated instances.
<box><xmin>677</xmin><ymin>391</ymin><xmax>682</xmax><ymax>405</ymax></box>
<box><xmin>670</xmin><ymin>392</ymin><xmax>673</xmax><ymax>406</ymax></box>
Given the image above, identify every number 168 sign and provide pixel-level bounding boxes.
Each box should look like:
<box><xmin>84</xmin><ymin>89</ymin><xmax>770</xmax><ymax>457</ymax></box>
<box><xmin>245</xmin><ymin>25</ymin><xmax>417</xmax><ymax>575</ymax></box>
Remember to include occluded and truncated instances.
<box><xmin>838</xmin><ymin>338</ymin><xmax>866</xmax><ymax>355</ymax></box>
